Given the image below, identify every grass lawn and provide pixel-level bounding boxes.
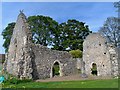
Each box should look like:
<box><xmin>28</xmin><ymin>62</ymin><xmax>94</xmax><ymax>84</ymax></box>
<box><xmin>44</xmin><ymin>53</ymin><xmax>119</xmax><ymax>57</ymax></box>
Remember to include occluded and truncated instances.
<box><xmin>2</xmin><ymin>79</ymin><xmax>118</xmax><ymax>88</ymax></box>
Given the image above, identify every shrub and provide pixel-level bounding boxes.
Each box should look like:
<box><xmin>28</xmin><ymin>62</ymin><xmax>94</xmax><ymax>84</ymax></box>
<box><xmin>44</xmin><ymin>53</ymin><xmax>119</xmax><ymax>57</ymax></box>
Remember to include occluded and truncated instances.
<box><xmin>4</xmin><ymin>76</ymin><xmax>32</xmax><ymax>85</ymax></box>
<box><xmin>3</xmin><ymin>75</ymin><xmax>18</xmax><ymax>84</ymax></box>
<box><xmin>69</xmin><ymin>49</ymin><xmax>82</xmax><ymax>58</ymax></box>
<box><xmin>2</xmin><ymin>72</ymin><xmax>32</xmax><ymax>85</ymax></box>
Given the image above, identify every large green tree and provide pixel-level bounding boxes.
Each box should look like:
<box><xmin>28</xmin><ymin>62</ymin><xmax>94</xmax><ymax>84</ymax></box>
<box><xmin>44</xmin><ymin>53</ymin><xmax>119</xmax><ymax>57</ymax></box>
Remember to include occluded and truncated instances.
<box><xmin>2</xmin><ymin>22</ymin><xmax>15</xmax><ymax>52</ymax></box>
<box><xmin>27</xmin><ymin>15</ymin><xmax>58</xmax><ymax>46</ymax></box>
<box><xmin>2</xmin><ymin>16</ymin><xmax>91</xmax><ymax>52</ymax></box>
<box><xmin>52</xmin><ymin>19</ymin><xmax>91</xmax><ymax>51</ymax></box>
<box><xmin>2</xmin><ymin>15</ymin><xmax>58</xmax><ymax>52</ymax></box>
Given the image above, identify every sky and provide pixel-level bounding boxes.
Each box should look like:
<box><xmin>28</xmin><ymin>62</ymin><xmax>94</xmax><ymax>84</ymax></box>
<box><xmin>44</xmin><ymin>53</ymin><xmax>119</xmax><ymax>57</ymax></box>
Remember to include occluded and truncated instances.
<box><xmin>0</xmin><ymin>2</ymin><xmax>118</xmax><ymax>54</ymax></box>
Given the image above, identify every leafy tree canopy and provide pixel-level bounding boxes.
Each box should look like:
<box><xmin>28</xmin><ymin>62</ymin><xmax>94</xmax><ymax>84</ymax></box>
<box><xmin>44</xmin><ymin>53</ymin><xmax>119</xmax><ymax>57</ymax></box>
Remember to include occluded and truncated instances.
<box><xmin>2</xmin><ymin>22</ymin><xmax>15</xmax><ymax>52</ymax></box>
<box><xmin>52</xmin><ymin>19</ymin><xmax>91</xmax><ymax>51</ymax></box>
<box><xmin>2</xmin><ymin>16</ymin><xmax>91</xmax><ymax>52</ymax></box>
<box><xmin>27</xmin><ymin>15</ymin><xmax>58</xmax><ymax>46</ymax></box>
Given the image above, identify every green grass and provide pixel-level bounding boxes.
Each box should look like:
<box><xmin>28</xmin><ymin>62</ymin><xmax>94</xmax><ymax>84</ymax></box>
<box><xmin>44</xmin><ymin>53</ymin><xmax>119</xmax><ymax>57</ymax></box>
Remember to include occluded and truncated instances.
<box><xmin>2</xmin><ymin>79</ymin><xmax>118</xmax><ymax>88</ymax></box>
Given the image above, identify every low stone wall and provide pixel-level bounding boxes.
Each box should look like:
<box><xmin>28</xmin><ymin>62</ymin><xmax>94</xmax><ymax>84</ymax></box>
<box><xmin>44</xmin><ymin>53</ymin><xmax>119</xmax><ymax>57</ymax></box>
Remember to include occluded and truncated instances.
<box><xmin>117</xmin><ymin>48</ymin><xmax>120</xmax><ymax>77</ymax></box>
<box><xmin>76</xmin><ymin>58</ymin><xmax>82</xmax><ymax>70</ymax></box>
<box><xmin>32</xmin><ymin>44</ymin><xmax>77</xmax><ymax>79</ymax></box>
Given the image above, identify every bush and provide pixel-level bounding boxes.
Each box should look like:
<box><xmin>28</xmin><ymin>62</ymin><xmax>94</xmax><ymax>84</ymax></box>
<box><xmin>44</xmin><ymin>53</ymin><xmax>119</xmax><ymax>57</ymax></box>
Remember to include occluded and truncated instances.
<box><xmin>3</xmin><ymin>75</ymin><xmax>19</xmax><ymax>84</ymax></box>
<box><xmin>4</xmin><ymin>77</ymin><xmax>32</xmax><ymax>85</ymax></box>
<box><xmin>2</xmin><ymin>72</ymin><xmax>32</xmax><ymax>85</ymax></box>
<box><xmin>69</xmin><ymin>49</ymin><xmax>82</xmax><ymax>58</ymax></box>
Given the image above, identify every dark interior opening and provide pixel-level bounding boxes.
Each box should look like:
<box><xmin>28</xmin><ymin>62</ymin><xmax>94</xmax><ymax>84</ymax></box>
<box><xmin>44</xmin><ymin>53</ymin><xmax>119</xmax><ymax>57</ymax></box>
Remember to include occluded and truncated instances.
<box><xmin>91</xmin><ymin>63</ymin><xmax>97</xmax><ymax>76</ymax></box>
<box><xmin>104</xmin><ymin>53</ymin><xmax>106</xmax><ymax>54</ymax></box>
<box><xmin>52</xmin><ymin>62</ymin><xmax>60</xmax><ymax>77</ymax></box>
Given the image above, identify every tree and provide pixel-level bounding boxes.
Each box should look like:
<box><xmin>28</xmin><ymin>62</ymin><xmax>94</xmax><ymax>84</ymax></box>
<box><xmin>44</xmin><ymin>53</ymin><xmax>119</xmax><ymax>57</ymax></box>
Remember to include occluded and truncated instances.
<box><xmin>114</xmin><ymin>1</ymin><xmax>120</xmax><ymax>18</ymax></box>
<box><xmin>98</xmin><ymin>17</ymin><xmax>120</xmax><ymax>47</ymax></box>
<box><xmin>27</xmin><ymin>15</ymin><xmax>58</xmax><ymax>46</ymax></box>
<box><xmin>2</xmin><ymin>16</ymin><xmax>59</xmax><ymax>52</ymax></box>
<box><xmin>52</xmin><ymin>19</ymin><xmax>91</xmax><ymax>51</ymax></box>
<box><xmin>114</xmin><ymin>1</ymin><xmax>120</xmax><ymax>34</ymax></box>
<box><xmin>2</xmin><ymin>16</ymin><xmax>91</xmax><ymax>52</ymax></box>
<box><xmin>2</xmin><ymin>22</ymin><xmax>15</xmax><ymax>52</ymax></box>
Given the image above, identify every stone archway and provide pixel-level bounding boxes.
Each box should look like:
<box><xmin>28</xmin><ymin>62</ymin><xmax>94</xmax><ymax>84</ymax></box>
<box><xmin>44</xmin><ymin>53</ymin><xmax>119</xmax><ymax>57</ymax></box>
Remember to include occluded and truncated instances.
<box><xmin>91</xmin><ymin>63</ymin><xmax>97</xmax><ymax>76</ymax></box>
<box><xmin>50</xmin><ymin>60</ymin><xmax>63</xmax><ymax>78</ymax></box>
<box><xmin>52</xmin><ymin>62</ymin><xmax>60</xmax><ymax>77</ymax></box>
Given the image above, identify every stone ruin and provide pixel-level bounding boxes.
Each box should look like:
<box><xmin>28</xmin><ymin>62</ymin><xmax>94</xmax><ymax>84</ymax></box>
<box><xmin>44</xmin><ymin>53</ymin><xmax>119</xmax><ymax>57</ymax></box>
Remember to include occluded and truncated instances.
<box><xmin>3</xmin><ymin>11</ymin><xmax>119</xmax><ymax>80</ymax></box>
<box><xmin>3</xmin><ymin>11</ymin><xmax>76</xmax><ymax>80</ymax></box>
<box><xmin>83</xmin><ymin>33</ymin><xmax>119</xmax><ymax>78</ymax></box>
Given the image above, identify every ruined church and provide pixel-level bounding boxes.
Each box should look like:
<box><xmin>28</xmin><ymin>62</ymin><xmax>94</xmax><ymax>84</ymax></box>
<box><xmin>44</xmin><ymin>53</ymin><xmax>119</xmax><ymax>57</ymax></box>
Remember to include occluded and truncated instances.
<box><xmin>3</xmin><ymin>11</ymin><xmax>119</xmax><ymax>80</ymax></box>
<box><xmin>83</xmin><ymin>33</ymin><xmax>119</xmax><ymax>77</ymax></box>
<box><xmin>3</xmin><ymin>11</ymin><xmax>76</xmax><ymax>80</ymax></box>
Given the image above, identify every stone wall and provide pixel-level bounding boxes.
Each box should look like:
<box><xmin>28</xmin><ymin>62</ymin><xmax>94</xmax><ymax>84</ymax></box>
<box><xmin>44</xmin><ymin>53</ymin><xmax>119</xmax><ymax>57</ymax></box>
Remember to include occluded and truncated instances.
<box><xmin>83</xmin><ymin>33</ymin><xmax>112</xmax><ymax>76</ymax></box>
<box><xmin>0</xmin><ymin>54</ymin><xmax>5</xmax><ymax>61</ymax></box>
<box><xmin>83</xmin><ymin>33</ymin><xmax>119</xmax><ymax>77</ymax></box>
<box><xmin>117</xmin><ymin>48</ymin><xmax>120</xmax><ymax>77</ymax></box>
<box><xmin>76</xmin><ymin>58</ymin><xmax>82</xmax><ymax>70</ymax></box>
<box><xmin>108</xmin><ymin>46</ymin><xmax>119</xmax><ymax>77</ymax></box>
<box><xmin>32</xmin><ymin>44</ymin><xmax>76</xmax><ymax>79</ymax></box>
<box><xmin>4</xmin><ymin>11</ymin><xmax>77</xmax><ymax>80</ymax></box>
<box><xmin>5</xmin><ymin>11</ymin><xmax>119</xmax><ymax>80</ymax></box>
<box><xmin>4</xmin><ymin>12</ymin><xmax>34</xmax><ymax>79</ymax></box>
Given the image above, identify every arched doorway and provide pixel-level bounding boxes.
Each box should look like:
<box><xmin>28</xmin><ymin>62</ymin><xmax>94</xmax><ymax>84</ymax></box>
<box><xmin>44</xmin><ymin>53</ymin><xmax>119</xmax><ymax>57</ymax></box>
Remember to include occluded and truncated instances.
<box><xmin>91</xmin><ymin>63</ymin><xmax>97</xmax><ymax>76</ymax></box>
<box><xmin>50</xmin><ymin>60</ymin><xmax>63</xmax><ymax>78</ymax></box>
<box><xmin>52</xmin><ymin>62</ymin><xmax>60</xmax><ymax>77</ymax></box>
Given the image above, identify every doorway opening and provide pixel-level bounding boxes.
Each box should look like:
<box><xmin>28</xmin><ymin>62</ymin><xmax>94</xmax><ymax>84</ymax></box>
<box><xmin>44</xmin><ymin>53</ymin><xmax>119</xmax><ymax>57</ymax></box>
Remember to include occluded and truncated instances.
<box><xmin>52</xmin><ymin>62</ymin><xmax>60</xmax><ymax>77</ymax></box>
<box><xmin>91</xmin><ymin>63</ymin><xmax>97</xmax><ymax>76</ymax></box>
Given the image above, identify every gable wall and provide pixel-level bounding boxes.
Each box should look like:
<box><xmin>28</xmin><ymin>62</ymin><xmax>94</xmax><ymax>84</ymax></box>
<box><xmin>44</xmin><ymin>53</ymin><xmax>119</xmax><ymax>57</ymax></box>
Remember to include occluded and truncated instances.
<box><xmin>83</xmin><ymin>33</ymin><xmax>112</xmax><ymax>76</ymax></box>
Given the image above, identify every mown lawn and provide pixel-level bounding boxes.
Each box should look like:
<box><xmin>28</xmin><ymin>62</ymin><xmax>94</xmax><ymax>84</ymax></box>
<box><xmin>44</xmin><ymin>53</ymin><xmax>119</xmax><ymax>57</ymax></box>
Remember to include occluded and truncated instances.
<box><xmin>2</xmin><ymin>79</ymin><xmax>118</xmax><ymax>88</ymax></box>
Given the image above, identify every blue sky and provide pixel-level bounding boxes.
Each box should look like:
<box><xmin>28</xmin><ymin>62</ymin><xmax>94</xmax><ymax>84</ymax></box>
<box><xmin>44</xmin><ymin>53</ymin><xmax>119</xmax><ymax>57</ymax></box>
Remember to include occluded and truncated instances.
<box><xmin>1</xmin><ymin>2</ymin><xmax>117</xmax><ymax>54</ymax></box>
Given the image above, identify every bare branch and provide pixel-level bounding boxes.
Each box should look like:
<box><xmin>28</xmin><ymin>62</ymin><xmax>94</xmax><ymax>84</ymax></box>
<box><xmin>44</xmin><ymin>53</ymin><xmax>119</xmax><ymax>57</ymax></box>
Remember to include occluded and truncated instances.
<box><xmin>99</xmin><ymin>17</ymin><xmax>120</xmax><ymax>47</ymax></box>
